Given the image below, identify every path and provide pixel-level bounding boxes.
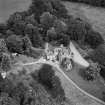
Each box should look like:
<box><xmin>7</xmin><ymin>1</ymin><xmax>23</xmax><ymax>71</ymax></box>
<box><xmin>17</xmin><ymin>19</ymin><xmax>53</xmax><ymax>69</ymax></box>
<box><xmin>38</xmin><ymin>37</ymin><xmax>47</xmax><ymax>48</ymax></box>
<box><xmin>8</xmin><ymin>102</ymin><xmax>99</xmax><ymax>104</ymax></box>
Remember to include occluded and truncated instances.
<box><xmin>21</xmin><ymin>57</ymin><xmax>105</xmax><ymax>105</ymax></box>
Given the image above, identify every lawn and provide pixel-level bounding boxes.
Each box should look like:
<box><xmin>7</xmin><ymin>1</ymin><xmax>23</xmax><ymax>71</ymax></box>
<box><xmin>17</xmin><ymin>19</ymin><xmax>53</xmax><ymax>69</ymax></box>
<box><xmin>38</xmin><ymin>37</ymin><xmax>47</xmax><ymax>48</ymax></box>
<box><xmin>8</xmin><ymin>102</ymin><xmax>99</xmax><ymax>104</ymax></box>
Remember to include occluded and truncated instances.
<box><xmin>63</xmin><ymin>1</ymin><xmax>105</xmax><ymax>40</ymax></box>
<box><xmin>0</xmin><ymin>0</ymin><xmax>31</xmax><ymax>23</ymax></box>
<box><xmin>62</xmin><ymin>63</ymin><xmax>105</xmax><ymax>101</ymax></box>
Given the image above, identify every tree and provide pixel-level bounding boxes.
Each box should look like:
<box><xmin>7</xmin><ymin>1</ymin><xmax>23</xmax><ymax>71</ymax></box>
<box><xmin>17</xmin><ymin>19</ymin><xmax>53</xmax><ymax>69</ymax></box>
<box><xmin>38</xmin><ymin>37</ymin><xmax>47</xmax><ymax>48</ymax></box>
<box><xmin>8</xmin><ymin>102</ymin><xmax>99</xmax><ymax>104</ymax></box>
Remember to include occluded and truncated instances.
<box><xmin>47</xmin><ymin>27</ymin><xmax>57</xmax><ymax>41</ymax></box>
<box><xmin>29</xmin><ymin>0</ymin><xmax>53</xmax><ymax>22</ymax></box>
<box><xmin>7</xmin><ymin>12</ymin><xmax>23</xmax><ymax>26</ymax></box>
<box><xmin>0</xmin><ymin>93</ymin><xmax>19</xmax><ymax>105</ymax></box>
<box><xmin>0</xmin><ymin>39</ymin><xmax>8</xmax><ymax>53</ymax></box>
<box><xmin>40</xmin><ymin>12</ymin><xmax>56</xmax><ymax>30</ymax></box>
<box><xmin>54</xmin><ymin>19</ymin><xmax>68</xmax><ymax>34</ymax></box>
<box><xmin>51</xmin><ymin>76</ymin><xmax>65</xmax><ymax>101</ymax></box>
<box><xmin>0</xmin><ymin>53</ymin><xmax>11</xmax><ymax>72</ymax></box>
<box><xmin>80</xmin><ymin>61</ymin><xmax>101</xmax><ymax>81</ymax></box>
<box><xmin>38</xmin><ymin>64</ymin><xmax>55</xmax><ymax>89</ymax></box>
<box><xmin>25</xmin><ymin>24</ymin><xmax>43</xmax><ymax>47</ymax></box>
<box><xmin>12</xmin><ymin>20</ymin><xmax>26</xmax><ymax>35</ymax></box>
<box><xmin>0</xmin><ymin>23</ymin><xmax>8</xmax><ymax>35</ymax></box>
<box><xmin>22</xmin><ymin>35</ymin><xmax>32</xmax><ymax>54</ymax></box>
<box><xmin>85</xmin><ymin>29</ymin><xmax>104</xmax><ymax>48</ymax></box>
<box><xmin>50</xmin><ymin>0</ymin><xmax>68</xmax><ymax>18</ymax></box>
<box><xmin>66</xmin><ymin>18</ymin><xmax>87</xmax><ymax>43</ymax></box>
<box><xmin>89</xmin><ymin>43</ymin><xmax>105</xmax><ymax>65</ymax></box>
<box><xmin>25</xmin><ymin>14</ymin><xmax>38</xmax><ymax>26</ymax></box>
<box><xmin>6</xmin><ymin>35</ymin><xmax>24</xmax><ymax>53</ymax></box>
<box><xmin>6</xmin><ymin>30</ymin><xmax>14</xmax><ymax>36</ymax></box>
<box><xmin>100</xmin><ymin>65</ymin><xmax>105</xmax><ymax>80</ymax></box>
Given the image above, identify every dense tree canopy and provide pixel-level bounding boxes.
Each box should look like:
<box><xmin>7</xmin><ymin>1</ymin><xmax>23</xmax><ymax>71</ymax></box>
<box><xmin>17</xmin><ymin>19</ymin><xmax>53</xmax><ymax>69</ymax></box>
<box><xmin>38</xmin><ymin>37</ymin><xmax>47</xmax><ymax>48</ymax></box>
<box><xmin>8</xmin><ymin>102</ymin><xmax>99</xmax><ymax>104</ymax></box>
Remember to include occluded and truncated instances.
<box><xmin>6</xmin><ymin>35</ymin><xmax>24</xmax><ymax>53</ymax></box>
<box><xmin>62</xmin><ymin>0</ymin><xmax>105</xmax><ymax>8</ymax></box>
<box><xmin>40</xmin><ymin>12</ymin><xmax>56</xmax><ymax>30</ymax></box>
<box><xmin>89</xmin><ymin>43</ymin><xmax>105</xmax><ymax>65</ymax></box>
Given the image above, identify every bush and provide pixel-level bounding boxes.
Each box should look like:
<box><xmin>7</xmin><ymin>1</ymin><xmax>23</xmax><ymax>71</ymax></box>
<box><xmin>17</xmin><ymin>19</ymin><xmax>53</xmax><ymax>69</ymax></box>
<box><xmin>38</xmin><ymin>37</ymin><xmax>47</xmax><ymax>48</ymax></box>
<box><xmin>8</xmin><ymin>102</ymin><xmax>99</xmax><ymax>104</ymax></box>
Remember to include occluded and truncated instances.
<box><xmin>80</xmin><ymin>62</ymin><xmax>100</xmax><ymax>81</ymax></box>
<box><xmin>100</xmin><ymin>65</ymin><xmax>105</xmax><ymax>80</ymax></box>
<box><xmin>80</xmin><ymin>68</ymin><xmax>95</xmax><ymax>81</ymax></box>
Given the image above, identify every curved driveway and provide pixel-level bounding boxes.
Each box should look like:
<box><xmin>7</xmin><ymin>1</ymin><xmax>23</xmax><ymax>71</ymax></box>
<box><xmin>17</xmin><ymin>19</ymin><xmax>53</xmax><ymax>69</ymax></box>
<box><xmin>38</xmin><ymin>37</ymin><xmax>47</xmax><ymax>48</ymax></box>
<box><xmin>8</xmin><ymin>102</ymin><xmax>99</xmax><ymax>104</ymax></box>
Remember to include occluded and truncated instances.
<box><xmin>22</xmin><ymin>58</ymin><xmax>105</xmax><ymax>105</ymax></box>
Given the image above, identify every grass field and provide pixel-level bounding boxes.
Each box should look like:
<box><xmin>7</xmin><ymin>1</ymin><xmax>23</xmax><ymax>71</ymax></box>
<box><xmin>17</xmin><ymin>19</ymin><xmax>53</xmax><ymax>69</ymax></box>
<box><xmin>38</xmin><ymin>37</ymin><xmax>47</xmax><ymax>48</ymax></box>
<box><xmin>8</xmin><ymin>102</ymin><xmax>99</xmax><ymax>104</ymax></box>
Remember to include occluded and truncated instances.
<box><xmin>62</xmin><ymin>63</ymin><xmax>105</xmax><ymax>101</ymax></box>
<box><xmin>0</xmin><ymin>0</ymin><xmax>31</xmax><ymax>23</ymax></box>
<box><xmin>63</xmin><ymin>1</ymin><xmax>105</xmax><ymax>40</ymax></box>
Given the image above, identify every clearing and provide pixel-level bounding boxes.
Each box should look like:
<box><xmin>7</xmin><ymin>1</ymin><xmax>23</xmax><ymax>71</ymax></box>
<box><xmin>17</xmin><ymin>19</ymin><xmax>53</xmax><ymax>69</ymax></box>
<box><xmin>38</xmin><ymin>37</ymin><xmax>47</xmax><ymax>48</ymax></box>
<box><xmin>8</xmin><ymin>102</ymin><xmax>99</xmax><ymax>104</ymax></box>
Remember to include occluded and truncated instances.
<box><xmin>63</xmin><ymin>1</ymin><xmax>105</xmax><ymax>40</ymax></box>
<box><xmin>0</xmin><ymin>0</ymin><xmax>31</xmax><ymax>23</ymax></box>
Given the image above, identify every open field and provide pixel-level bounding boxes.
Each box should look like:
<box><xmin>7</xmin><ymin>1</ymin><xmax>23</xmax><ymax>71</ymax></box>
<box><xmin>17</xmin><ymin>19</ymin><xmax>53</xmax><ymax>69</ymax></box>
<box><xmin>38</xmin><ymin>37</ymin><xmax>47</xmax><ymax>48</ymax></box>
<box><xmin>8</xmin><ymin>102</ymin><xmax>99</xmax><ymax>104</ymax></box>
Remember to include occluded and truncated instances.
<box><xmin>62</xmin><ymin>63</ymin><xmax>105</xmax><ymax>101</ymax></box>
<box><xmin>8</xmin><ymin>54</ymin><xmax>104</xmax><ymax>105</ymax></box>
<box><xmin>63</xmin><ymin>1</ymin><xmax>105</xmax><ymax>40</ymax></box>
<box><xmin>0</xmin><ymin>0</ymin><xmax>31</xmax><ymax>23</ymax></box>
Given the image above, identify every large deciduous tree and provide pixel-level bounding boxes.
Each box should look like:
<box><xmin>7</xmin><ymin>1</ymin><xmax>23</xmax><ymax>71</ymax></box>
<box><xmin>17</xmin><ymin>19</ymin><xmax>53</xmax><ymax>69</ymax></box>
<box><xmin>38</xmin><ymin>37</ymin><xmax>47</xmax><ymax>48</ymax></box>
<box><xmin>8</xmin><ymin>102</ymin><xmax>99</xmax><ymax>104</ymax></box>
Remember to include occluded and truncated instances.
<box><xmin>6</xmin><ymin>35</ymin><xmax>24</xmax><ymax>53</ymax></box>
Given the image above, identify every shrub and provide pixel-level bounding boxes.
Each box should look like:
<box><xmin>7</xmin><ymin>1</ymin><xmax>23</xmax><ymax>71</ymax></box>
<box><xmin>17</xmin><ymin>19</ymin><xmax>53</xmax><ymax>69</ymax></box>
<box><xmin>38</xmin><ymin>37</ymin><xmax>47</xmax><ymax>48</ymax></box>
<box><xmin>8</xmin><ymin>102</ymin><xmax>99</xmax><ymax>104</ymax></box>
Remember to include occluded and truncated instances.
<box><xmin>80</xmin><ymin>62</ymin><xmax>101</xmax><ymax>81</ymax></box>
<box><xmin>100</xmin><ymin>65</ymin><xmax>105</xmax><ymax>80</ymax></box>
<box><xmin>80</xmin><ymin>68</ymin><xmax>95</xmax><ymax>81</ymax></box>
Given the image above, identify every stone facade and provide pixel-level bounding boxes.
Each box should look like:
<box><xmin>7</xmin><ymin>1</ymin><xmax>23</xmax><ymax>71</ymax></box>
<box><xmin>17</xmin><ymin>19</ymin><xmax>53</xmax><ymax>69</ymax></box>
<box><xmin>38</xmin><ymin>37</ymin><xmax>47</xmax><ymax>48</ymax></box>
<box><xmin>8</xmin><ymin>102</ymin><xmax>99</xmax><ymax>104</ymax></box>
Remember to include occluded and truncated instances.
<box><xmin>44</xmin><ymin>43</ymin><xmax>74</xmax><ymax>71</ymax></box>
